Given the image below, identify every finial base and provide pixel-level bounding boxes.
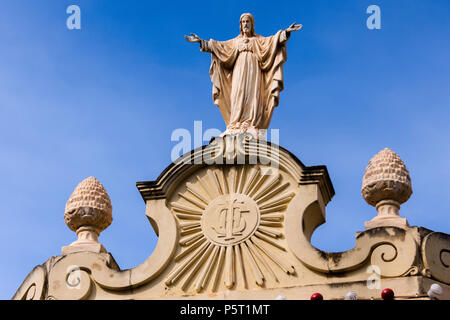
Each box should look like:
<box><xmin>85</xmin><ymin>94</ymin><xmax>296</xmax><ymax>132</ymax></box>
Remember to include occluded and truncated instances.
<box><xmin>62</xmin><ymin>226</ymin><xmax>107</xmax><ymax>255</ymax></box>
<box><xmin>365</xmin><ymin>200</ymin><xmax>409</xmax><ymax>230</ymax></box>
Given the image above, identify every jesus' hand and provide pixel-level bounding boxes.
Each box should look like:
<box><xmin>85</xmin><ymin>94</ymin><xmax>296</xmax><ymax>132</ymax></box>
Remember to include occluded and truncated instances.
<box><xmin>286</xmin><ymin>23</ymin><xmax>303</xmax><ymax>33</ymax></box>
<box><xmin>184</xmin><ymin>33</ymin><xmax>202</xmax><ymax>43</ymax></box>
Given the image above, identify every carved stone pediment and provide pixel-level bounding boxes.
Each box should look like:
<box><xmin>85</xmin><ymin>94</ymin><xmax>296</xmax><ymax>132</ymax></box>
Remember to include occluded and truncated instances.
<box><xmin>13</xmin><ymin>137</ymin><xmax>450</xmax><ymax>300</ymax></box>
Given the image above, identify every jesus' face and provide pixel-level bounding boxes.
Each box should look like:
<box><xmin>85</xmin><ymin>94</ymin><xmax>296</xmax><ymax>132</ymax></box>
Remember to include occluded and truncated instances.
<box><xmin>241</xmin><ymin>16</ymin><xmax>252</xmax><ymax>36</ymax></box>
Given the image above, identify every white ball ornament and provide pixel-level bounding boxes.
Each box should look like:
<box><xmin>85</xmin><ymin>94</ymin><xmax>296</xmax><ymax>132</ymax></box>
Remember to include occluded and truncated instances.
<box><xmin>344</xmin><ymin>291</ymin><xmax>358</xmax><ymax>300</ymax></box>
<box><xmin>427</xmin><ymin>284</ymin><xmax>443</xmax><ymax>299</ymax></box>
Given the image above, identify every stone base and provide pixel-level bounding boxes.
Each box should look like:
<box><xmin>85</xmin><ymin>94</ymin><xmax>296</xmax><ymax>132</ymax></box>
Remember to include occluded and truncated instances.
<box><xmin>220</xmin><ymin>126</ymin><xmax>267</xmax><ymax>140</ymax></box>
<box><xmin>62</xmin><ymin>242</ymin><xmax>106</xmax><ymax>255</ymax></box>
<box><xmin>159</xmin><ymin>276</ymin><xmax>449</xmax><ymax>300</ymax></box>
<box><xmin>365</xmin><ymin>216</ymin><xmax>409</xmax><ymax>230</ymax></box>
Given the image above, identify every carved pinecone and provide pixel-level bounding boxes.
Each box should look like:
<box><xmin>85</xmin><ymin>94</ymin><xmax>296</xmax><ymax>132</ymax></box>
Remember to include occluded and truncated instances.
<box><xmin>64</xmin><ymin>177</ymin><xmax>112</xmax><ymax>232</ymax></box>
<box><xmin>362</xmin><ymin>148</ymin><xmax>412</xmax><ymax>206</ymax></box>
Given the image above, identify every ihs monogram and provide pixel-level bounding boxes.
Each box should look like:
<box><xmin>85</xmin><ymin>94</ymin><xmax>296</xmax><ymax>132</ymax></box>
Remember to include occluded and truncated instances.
<box><xmin>212</xmin><ymin>197</ymin><xmax>249</xmax><ymax>241</ymax></box>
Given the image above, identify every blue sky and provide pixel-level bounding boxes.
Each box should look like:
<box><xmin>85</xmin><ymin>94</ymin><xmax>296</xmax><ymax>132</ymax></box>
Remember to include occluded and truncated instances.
<box><xmin>1</xmin><ymin>0</ymin><xmax>449</xmax><ymax>299</ymax></box>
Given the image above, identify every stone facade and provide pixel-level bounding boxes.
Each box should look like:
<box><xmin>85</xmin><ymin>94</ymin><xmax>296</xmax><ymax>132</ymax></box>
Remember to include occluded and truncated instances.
<box><xmin>12</xmin><ymin>137</ymin><xmax>450</xmax><ymax>300</ymax></box>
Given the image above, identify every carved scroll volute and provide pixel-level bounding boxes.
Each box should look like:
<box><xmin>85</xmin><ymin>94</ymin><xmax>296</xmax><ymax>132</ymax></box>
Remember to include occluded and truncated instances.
<box><xmin>421</xmin><ymin>232</ymin><xmax>450</xmax><ymax>284</ymax></box>
<box><xmin>12</xmin><ymin>266</ymin><xmax>46</xmax><ymax>300</ymax></box>
<box><xmin>46</xmin><ymin>199</ymin><xmax>178</xmax><ymax>299</ymax></box>
<box><xmin>285</xmin><ymin>183</ymin><xmax>419</xmax><ymax>277</ymax></box>
<box><xmin>285</xmin><ymin>184</ymin><xmax>329</xmax><ymax>272</ymax></box>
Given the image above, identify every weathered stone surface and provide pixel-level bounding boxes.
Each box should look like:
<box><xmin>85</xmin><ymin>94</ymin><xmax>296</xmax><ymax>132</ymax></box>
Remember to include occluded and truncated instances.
<box><xmin>362</xmin><ymin>148</ymin><xmax>412</xmax><ymax>206</ymax></box>
<box><xmin>64</xmin><ymin>177</ymin><xmax>112</xmax><ymax>232</ymax></box>
<box><xmin>12</xmin><ymin>138</ymin><xmax>450</xmax><ymax>300</ymax></box>
<box><xmin>62</xmin><ymin>177</ymin><xmax>113</xmax><ymax>255</ymax></box>
<box><xmin>362</xmin><ymin>148</ymin><xmax>412</xmax><ymax>230</ymax></box>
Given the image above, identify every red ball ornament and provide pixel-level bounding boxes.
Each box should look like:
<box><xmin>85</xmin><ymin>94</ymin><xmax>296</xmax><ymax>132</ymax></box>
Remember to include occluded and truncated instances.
<box><xmin>381</xmin><ymin>288</ymin><xmax>394</xmax><ymax>300</ymax></box>
<box><xmin>310</xmin><ymin>293</ymin><xmax>323</xmax><ymax>300</ymax></box>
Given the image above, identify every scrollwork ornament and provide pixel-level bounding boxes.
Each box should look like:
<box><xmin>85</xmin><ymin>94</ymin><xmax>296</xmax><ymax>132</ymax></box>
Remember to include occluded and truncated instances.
<box><xmin>402</xmin><ymin>266</ymin><xmax>420</xmax><ymax>276</ymax></box>
<box><xmin>421</xmin><ymin>232</ymin><xmax>450</xmax><ymax>283</ymax></box>
<box><xmin>12</xmin><ymin>265</ymin><xmax>46</xmax><ymax>300</ymax></box>
<box><xmin>421</xmin><ymin>268</ymin><xmax>431</xmax><ymax>278</ymax></box>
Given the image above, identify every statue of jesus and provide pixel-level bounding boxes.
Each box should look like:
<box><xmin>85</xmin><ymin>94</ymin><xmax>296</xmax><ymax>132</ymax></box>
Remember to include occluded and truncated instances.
<box><xmin>185</xmin><ymin>13</ymin><xmax>302</xmax><ymax>139</ymax></box>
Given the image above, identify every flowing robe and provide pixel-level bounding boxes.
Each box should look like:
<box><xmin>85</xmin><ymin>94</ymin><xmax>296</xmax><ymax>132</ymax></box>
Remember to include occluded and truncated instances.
<box><xmin>200</xmin><ymin>30</ymin><xmax>289</xmax><ymax>133</ymax></box>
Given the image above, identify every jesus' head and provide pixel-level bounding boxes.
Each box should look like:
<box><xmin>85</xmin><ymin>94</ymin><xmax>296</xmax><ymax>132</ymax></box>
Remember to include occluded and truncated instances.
<box><xmin>240</xmin><ymin>13</ymin><xmax>255</xmax><ymax>37</ymax></box>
